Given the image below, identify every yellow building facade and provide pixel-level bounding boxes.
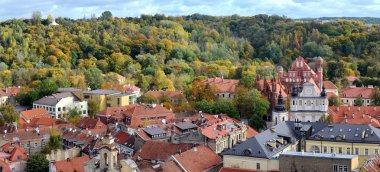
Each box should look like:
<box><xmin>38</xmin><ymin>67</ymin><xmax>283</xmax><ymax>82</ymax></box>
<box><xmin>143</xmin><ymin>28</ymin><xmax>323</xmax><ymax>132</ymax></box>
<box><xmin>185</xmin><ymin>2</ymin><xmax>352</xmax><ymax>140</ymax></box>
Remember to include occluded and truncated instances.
<box><xmin>83</xmin><ymin>90</ymin><xmax>136</xmax><ymax>111</ymax></box>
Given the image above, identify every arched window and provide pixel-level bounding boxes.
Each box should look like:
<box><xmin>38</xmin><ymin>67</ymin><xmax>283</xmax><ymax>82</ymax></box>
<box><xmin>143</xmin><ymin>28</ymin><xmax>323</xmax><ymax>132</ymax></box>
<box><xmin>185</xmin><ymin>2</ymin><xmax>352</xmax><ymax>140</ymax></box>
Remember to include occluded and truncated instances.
<box><xmin>311</xmin><ymin>145</ymin><xmax>320</xmax><ymax>153</ymax></box>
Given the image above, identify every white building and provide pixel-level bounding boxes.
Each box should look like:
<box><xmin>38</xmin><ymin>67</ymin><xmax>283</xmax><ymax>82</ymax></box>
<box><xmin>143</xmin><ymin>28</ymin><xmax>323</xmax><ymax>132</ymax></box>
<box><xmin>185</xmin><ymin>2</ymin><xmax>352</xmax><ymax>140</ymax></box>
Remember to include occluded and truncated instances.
<box><xmin>0</xmin><ymin>89</ymin><xmax>8</xmax><ymax>106</ymax></box>
<box><xmin>290</xmin><ymin>79</ymin><xmax>328</xmax><ymax>122</ymax></box>
<box><xmin>33</xmin><ymin>92</ymin><xmax>87</xmax><ymax>119</ymax></box>
<box><xmin>272</xmin><ymin>90</ymin><xmax>288</xmax><ymax>126</ymax></box>
<box><xmin>340</xmin><ymin>86</ymin><xmax>374</xmax><ymax>106</ymax></box>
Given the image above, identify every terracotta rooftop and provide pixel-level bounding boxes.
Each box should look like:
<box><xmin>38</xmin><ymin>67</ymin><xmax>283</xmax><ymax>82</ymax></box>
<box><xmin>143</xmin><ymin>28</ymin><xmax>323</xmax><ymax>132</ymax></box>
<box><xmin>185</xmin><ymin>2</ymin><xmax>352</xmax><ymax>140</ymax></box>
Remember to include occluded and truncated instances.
<box><xmin>54</xmin><ymin>155</ymin><xmax>90</xmax><ymax>172</ymax></box>
<box><xmin>257</xmin><ymin>79</ymin><xmax>288</xmax><ymax>98</ymax></box>
<box><xmin>0</xmin><ymin>127</ymin><xmax>50</xmax><ymax>142</ymax></box>
<box><xmin>220</xmin><ymin>167</ymin><xmax>279</xmax><ymax>172</ymax></box>
<box><xmin>20</xmin><ymin>108</ymin><xmax>50</xmax><ymax>121</ymax></box>
<box><xmin>0</xmin><ymin>159</ymin><xmax>11</xmax><ymax>172</ymax></box>
<box><xmin>114</xmin><ymin>131</ymin><xmax>134</xmax><ymax>149</ymax></box>
<box><xmin>133</xmin><ymin>141</ymin><xmax>194</xmax><ymax>162</ymax></box>
<box><xmin>329</xmin><ymin>106</ymin><xmax>380</xmax><ymax>128</ymax></box>
<box><xmin>323</xmin><ymin>81</ymin><xmax>338</xmax><ymax>90</ymax></box>
<box><xmin>0</xmin><ymin>89</ymin><xmax>7</xmax><ymax>97</ymax></box>
<box><xmin>9</xmin><ymin>146</ymin><xmax>27</xmax><ymax>162</ymax></box>
<box><xmin>201</xmin><ymin>118</ymin><xmax>246</xmax><ymax>140</ymax></box>
<box><xmin>5</xmin><ymin>87</ymin><xmax>20</xmax><ymax>96</ymax></box>
<box><xmin>144</xmin><ymin>90</ymin><xmax>184</xmax><ymax>99</ymax></box>
<box><xmin>204</xmin><ymin>77</ymin><xmax>239</xmax><ymax>93</ymax></box>
<box><xmin>346</xmin><ymin>76</ymin><xmax>359</xmax><ymax>82</ymax></box>
<box><xmin>340</xmin><ymin>86</ymin><xmax>373</xmax><ymax>99</ymax></box>
<box><xmin>171</xmin><ymin>145</ymin><xmax>222</xmax><ymax>172</ymax></box>
<box><xmin>76</xmin><ymin>117</ymin><xmax>106</xmax><ymax>130</ymax></box>
<box><xmin>124</xmin><ymin>84</ymin><xmax>140</xmax><ymax>92</ymax></box>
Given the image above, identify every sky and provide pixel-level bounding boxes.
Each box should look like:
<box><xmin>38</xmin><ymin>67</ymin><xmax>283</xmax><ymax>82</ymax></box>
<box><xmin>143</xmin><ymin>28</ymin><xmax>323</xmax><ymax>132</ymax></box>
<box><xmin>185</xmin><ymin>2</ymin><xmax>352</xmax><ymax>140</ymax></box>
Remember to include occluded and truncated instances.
<box><xmin>0</xmin><ymin>0</ymin><xmax>380</xmax><ymax>21</ymax></box>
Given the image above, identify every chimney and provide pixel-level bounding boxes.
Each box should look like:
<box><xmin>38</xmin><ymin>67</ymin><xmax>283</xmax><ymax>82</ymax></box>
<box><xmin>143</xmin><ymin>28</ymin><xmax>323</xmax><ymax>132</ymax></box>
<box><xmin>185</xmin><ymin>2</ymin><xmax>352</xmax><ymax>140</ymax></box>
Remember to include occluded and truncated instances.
<box><xmin>193</xmin><ymin>147</ymin><xmax>198</xmax><ymax>152</ymax></box>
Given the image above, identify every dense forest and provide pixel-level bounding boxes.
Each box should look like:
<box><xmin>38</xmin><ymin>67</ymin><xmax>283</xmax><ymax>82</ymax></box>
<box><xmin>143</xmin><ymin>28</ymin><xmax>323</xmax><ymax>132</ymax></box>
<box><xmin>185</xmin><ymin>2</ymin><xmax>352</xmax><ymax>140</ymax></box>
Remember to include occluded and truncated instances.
<box><xmin>0</xmin><ymin>12</ymin><xmax>379</xmax><ymax>96</ymax></box>
<box><xmin>297</xmin><ymin>17</ymin><xmax>380</xmax><ymax>24</ymax></box>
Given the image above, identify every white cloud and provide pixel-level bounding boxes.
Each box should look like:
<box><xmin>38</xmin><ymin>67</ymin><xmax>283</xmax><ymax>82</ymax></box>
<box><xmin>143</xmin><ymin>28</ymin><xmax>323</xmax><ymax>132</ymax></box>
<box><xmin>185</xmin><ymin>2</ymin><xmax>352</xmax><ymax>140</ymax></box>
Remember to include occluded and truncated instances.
<box><xmin>0</xmin><ymin>0</ymin><xmax>379</xmax><ymax>21</ymax></box>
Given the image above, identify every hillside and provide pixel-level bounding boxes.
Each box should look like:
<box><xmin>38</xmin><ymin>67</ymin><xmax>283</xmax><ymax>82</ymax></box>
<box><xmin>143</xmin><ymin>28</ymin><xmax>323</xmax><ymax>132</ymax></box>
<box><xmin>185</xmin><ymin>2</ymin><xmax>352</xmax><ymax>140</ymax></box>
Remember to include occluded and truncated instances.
<box><xmin>0</xmin><ymin>13</ymin><xmax>379</xmax><ymax>93</ymax></box>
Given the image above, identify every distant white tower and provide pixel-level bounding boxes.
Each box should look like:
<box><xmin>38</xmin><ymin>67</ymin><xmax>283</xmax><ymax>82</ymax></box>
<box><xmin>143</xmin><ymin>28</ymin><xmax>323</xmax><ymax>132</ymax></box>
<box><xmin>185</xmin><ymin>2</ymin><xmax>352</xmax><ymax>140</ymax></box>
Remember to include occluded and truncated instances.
<box><xmin>272</xmin><ymin>89</ymin><xmax>288</xmax><ymax>126</ymax></box>
<box><xmin>50</xmin><ymin>16</ymin><xmax>59</xmax><ymax>26</ymax></box>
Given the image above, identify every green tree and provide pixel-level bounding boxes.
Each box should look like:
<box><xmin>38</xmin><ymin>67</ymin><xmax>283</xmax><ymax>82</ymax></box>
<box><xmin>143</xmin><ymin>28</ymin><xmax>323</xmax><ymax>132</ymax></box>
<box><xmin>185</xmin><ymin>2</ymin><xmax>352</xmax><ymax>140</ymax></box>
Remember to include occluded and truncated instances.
<box><xmin>328</xmin><ymin>95</ymin><xmax>342</xmax><ymax>106</ymax></box>
<box><xmin>0</xmin><ymin>104</ymin><xmax>19</xmax><ymax>123</ymax></box>
<box><xmin>354</xmin><ymin>97</ymin><xmax>364</xmax><ymax>106</ymax></box>
<box><xmin>248</xmin><ymin>114</ymin><xmax>266</xmax><ymax>131</ymax></box>
<box><xmin>235</xmin><ymin>89</ymin><xmax>270</xmax><ymax>118</ymax></box>
<box><xmin>26</xmin><ymin>154</ymin><xmax>49</xmax><ymax>172</ymax></box>
<box><xmin>31</xmin><ymin>11</ymin><xmax>42</xmax><ymax>25</ymax></box>
<box><xmin>264</xmin><ymin>41</ymin><xmax>282</xmax><ymax>64</ymax></box>
<box><xmin>16</xmin><ymin>90</ymin><xmax>38</xmax><ymax>106</ymax></box>
<box><xmin>42</xmin><ymin>127</ymin><xmax>62</xmax><ymax>154</ymax></box>
<box><xmin>101</xmin><ymin>11</ymin><xmax>113</xmax><ymax>20</ymax></box>
<box><xmin>371</xmin><ymin>87</ymin><xmax>380</xmax><ymax>106</ymax></box>
<box><xmin>88</xmin><ymin>99</ymin><xmax>100</xmax><ymax>118</ymax></box>
<box><xmin>239</xmin><ymin>76</ymin><xmax>255</xmax><ymax>89</ymax></box>
<box><xmin>212</xmin><ymin>99</ymin><xmax>239</xmax><ymax>119</ymax></box>
<box><xmin>140</xmin><ymin>94</ymin><xmax>158</xmax><ymax>104</ymax></box>
<box><xmin>84</xmin><ymin>68</ymin><xmax>105</xmax><ymax>90</ymax></box>
<box><xmin>36</xmin><ymin>80</ymin><xmax>58</xmax><ymax>98</ymax></box>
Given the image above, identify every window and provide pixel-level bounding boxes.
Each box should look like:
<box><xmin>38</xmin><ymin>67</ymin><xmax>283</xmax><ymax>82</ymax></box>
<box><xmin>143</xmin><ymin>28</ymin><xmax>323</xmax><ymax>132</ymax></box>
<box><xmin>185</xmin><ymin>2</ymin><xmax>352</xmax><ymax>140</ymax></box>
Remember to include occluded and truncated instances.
<box><xmin>293</xmin><ymin>100</ymin><xmax>295</xmax><ymax>105</ymax></box>
<box><xmin>58</xmin><ymin>107</ymin><xmax>61</xmax><ymax>111</ymax></box>
<box><xmin>347</xmin><ymin>148</ymin><xmax>350</xmax><ymax>155</ymax></box>
<box><xmin>17</xmin><ymin>155</ymin><xmax>22</xmax><ymax>160</ymax></box>
<box><xmin>355</xmin><ymin>148</ymin><xmax>359</xmax><ymax>155</ymax></box>
<box><xmin>256</xmin><ymin>163</ymin><xmax>260</xmax><ymax>170</ymax></box>
<box><xmin>83</xmin><ymin>110</ymin><xmax>86</xmax><ymax>114</ymax></box>
<box><xmin>84</xmin><ymin>95</ymin><xmax>90</xmax><ymax>99</ymax></box>
<box><xmin>324</xmin><ymin>146</ymin><xmax>327</xmax><ymax>153</ymax></box>
<box><xmin>331</xmin><ymin>147</ymin><xmax>334</xmax><ymax>153</ymax></box>
<box><xmin>338</xmin><ymin>147</ymin><xmax>342</xmax><ymax>154</ymax></box>
<box><xmin>375</xmin><ymin>149</ymin><xmax>378</xmax><ymax>154</ymax></box>
<box><xmin>333</xmin><ymin>165</ymin><xmax>338</xmax><ymax>172</ymax></box>
<box><xmin>63</xmin><ymin>107</ymin><xmax>66</xmax><ymax>111</ymax></box>
<box><xmin>365</xmin><ymin>149</ymin><xmax>369</xmax><ymax>155</ymax></box>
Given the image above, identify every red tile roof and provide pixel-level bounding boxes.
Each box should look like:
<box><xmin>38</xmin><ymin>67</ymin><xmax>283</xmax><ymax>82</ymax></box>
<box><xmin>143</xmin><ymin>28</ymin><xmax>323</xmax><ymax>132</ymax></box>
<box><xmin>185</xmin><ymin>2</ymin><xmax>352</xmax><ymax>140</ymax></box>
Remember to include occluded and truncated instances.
<box><xmin>124</xmin><ymin>84</ymin><xmax>140</xmax><ymax>92</ymax></box>
<box><xmin>0</xmin><ymin>89</ymin><xmax>7</xmax><ymax>97</ymax></box>
<box><xmin>0</xmin><ymin>159</ymin><xmax>11</xmax><ymax>172</ymax></box>
<box><xmin>204</xmin><ymin>77</ymin><xmax>239</xmax><ymax>93</ymax></box>
<box><xmin>201</xmin><ymin>118</ymin><xmax>246</xmax><ymax>140</ymax></box>
<box><xmin>346</xmin><ymin>76</ymin><xmax>359</xmax><ymax>82</ymax></box>
<box><xmin>171</xmin><ymin>145</ymin><xmax>222</xmax><ymax>172</ymax></box>
<box><xmin>97</xmin><ymin>104</ymin><xmax>175</xmax><ymax>128</ymax></box>
<box><xmin>133</xmin><ymin>141</ymin><xmax>194</xmax><ymax>162</ymax></box>
<box><xmin>329</xmin><ymin>106</ymin><xmax>380</xmax><ymax>128</ymax></box>
<box><xmin>114</xmin><ymin>131</ymin><xmax>134</xmax><ymax>147</ymax></box>
<box><xmin>323</xmin><ymin>81</ymin><xmax>338</xmax><ymax>90</ymax></box>
<box><xmin>144</xmin><ymin>91</ymin><xmax>184</xmax><ymax>99</ymax></box>
<box><xmin>340</xmin><ymin>86</ymin><xmax>373</xmax><ymax>99</ymax></box>
<box><xmin>5</xmin><ymin>87</ymin><xmax>20</xmax><ymax>96</ymax></box>
<box><xmin>246</xmin><ymin>126</ymin><xmax>259</xmax><ymax>138</ymax></box>
<box><xmin>55</xmin><ymin>156</ymin><xmax>90</xmax><ymax>172</ymax></box>
<box><xmin>20</xmin><ymin>108</ymin><xmax>50</xmax><ymax>121</ymax></box>
<box><xmin>220</xmin><ymin>167</ymin><xmax>279</xmax><ymax>172</ymax></box>
<box><xmin>76</xmin><ymin>117</ymin><xmax>106</xmax><ymax>130</ymax></box>
<box><xmin>161</xmin><ymin>161</ymin><xmax>182</xmax><ymax>172</ymax></box>
<box><xmin>257</xmin><ymin>79</ymin><xmax>288</xmax><ymax>98</ymax></box>
<box><xmin>9</xmin><ymin>146</ymin><xmax>27</xmax><ymax>162</ymax></box>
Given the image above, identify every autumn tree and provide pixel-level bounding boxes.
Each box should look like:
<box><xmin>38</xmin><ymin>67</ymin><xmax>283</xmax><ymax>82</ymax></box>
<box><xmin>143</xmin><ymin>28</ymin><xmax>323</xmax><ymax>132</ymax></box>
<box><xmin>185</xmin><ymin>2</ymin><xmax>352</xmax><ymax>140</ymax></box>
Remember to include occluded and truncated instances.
<box><xmin>371</xmin><ymin>87</ymin><xmax>380</xmax><ymax>106</ymax></box>
<box><xmin>84</xmin><ymin>68</ymin><xmax>105</xmax><ymax>90</ymax></box>
<box><xmin>26</xmin><ymin>154</ymin><xmax>49</xmax><ymax>172</ymax></box>
<box><xmin>0</xmin><ymin>104</ymin><xmax>19</xmax><ymax>124</ymax></box>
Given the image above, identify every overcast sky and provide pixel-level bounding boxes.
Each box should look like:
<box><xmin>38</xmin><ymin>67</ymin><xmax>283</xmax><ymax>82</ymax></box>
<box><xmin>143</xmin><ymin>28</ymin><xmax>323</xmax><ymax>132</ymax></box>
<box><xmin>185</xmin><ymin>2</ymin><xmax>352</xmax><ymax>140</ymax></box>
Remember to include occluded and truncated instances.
<box><xmin>0</xmin><ymin>0</ymin><xmax>380</xmax><ymax>21</ymax></box>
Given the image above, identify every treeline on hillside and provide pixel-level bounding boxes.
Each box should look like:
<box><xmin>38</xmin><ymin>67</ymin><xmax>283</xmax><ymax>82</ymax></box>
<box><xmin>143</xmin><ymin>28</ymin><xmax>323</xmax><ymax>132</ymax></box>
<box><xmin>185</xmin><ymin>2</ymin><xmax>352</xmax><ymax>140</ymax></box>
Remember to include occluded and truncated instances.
<box><xmin>298</xmin><ymin>17</ymin><xmax>380</xmax><ymax>24</ymax></box>
<box><xmin>0</xmin><ymin>12</ymin><xmax>379</xmax><ymax>93</ymax></box>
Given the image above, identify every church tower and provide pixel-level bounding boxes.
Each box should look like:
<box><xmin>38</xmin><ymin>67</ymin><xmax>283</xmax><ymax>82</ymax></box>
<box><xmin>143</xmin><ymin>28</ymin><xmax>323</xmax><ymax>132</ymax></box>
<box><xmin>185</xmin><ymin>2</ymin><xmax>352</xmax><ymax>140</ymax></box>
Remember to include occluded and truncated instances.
<box><xmin>99</xmin><ymin>131</ymin><xmax>119</xmax><ymax>172</ymax></box>
<box><xmin>272</xmin><ymin>89</ymin><xmax>288</xmax><ymax>126</ymax></box>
